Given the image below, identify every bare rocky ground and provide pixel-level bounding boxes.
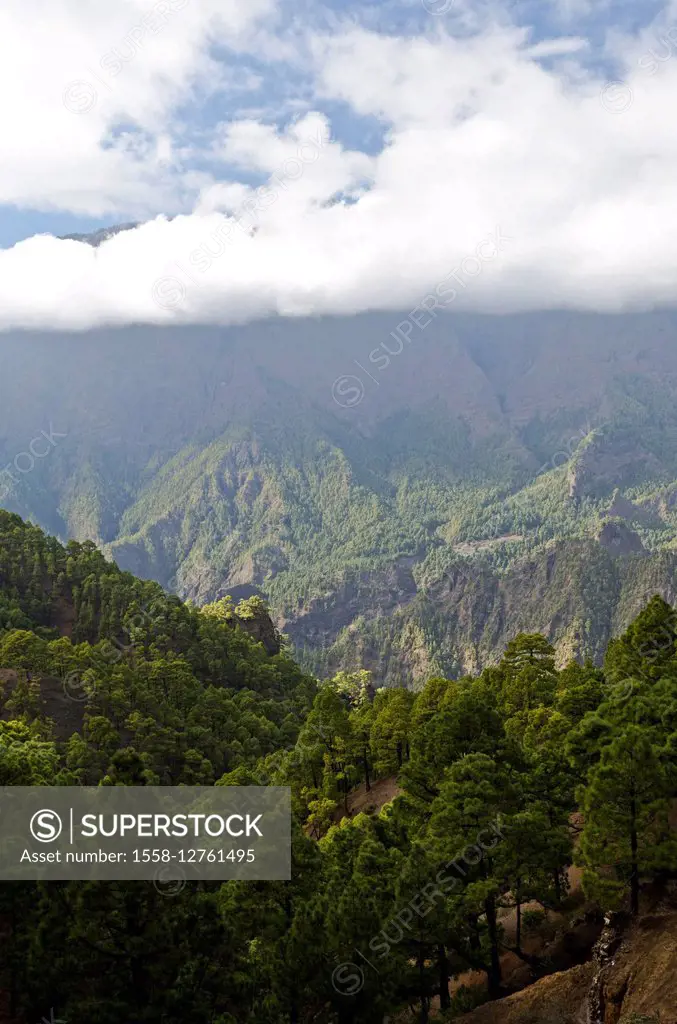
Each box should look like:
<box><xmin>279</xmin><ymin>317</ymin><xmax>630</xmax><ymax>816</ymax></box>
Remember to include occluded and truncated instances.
<box><xmin>452</xmin><ymin>902</ymin><xmax>677</xmax><ymax>1024</ymax></box>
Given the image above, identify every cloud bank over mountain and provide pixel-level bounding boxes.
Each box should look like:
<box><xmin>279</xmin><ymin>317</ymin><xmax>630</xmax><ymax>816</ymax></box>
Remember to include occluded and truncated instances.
<box><xmin>0</xmin><ymin>0</ymin><xmax>676</xmax><ymax>329</ymax></box>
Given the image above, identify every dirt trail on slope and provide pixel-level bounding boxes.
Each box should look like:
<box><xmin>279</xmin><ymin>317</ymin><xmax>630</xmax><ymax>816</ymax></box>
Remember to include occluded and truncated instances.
<box><xmin>344</xmin><ymin>776</ymin><xmax>402</xmax><ymax>816</ymax></box>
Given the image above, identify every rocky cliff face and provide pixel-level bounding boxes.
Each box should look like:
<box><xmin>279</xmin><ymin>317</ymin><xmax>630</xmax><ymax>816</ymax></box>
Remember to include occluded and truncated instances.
<box><xmin>456</xmin><ymin>907</ymin><xmax>677</xmax><ymax>1024</ymax></box>
<box><xmin>293</xmin><ymin>541</ymin><xmax>677</xmax><ymax>684</ymax></box>
<box><xmin>232</xmin><ymin>600</ymin><xmax>282</xmax><ymax>655</ymax></box>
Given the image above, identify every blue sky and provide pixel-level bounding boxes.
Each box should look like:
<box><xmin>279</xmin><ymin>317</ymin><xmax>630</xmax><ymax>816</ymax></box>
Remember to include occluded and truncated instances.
<box><xmin>0</xmin><ymin>0</ymin><xmax>666</xmax><ymax>248</ymax></box>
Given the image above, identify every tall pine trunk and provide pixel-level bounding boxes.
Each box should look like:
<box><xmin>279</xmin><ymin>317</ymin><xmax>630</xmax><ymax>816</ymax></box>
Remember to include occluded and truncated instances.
<box><xmin>418</xmin><ymin>946</ymin><xmax>430</xmax><ymax>1024</ymax></box>
<box><xmin>484</xmin><ymin>893</ymin><xmax>502</xmax><ymax>999</ymax></box>
<box><xmin>553</xmin><ymin>866</ymin><xmax>561</xmax><ymax>906</ymax></box>
<box><xmin>630</xmin><ymin>794</ymin><xmax>639</xmax><ymax>916</ymax></box>
<box><xmin>437</xmin><ymin>944</ymin><xmax>451</xmax><ymax>1010</ymax></box>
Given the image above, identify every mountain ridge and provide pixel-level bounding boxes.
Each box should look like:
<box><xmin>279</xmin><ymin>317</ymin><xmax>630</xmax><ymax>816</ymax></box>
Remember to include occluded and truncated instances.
<box><xmin>3</xmin><ymin>310</ymin><xmax>677</xmax><ymax>679</ymax></box>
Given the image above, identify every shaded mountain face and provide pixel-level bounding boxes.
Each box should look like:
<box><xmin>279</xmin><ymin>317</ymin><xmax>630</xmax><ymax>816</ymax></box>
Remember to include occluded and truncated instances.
<box><xmin>3</xmin><ymin>308</ymin><xmax>677</xmax><ymax>681</ymax></box>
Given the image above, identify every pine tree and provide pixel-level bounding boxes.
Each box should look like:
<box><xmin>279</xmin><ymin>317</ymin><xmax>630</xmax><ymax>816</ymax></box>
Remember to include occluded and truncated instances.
<box><xmin>579</xmin><ymin>725</ymin><xmax>676</xmax><ymax>914</ymax></box>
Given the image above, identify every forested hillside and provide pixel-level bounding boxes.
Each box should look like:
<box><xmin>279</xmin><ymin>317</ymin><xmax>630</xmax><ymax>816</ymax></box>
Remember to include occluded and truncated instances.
<box><xmin>4</xmin><ymin>312</ymin><xmax>677</xmax><ymax>677</ymax></box>
<box><xmin>0</xmin><ymin>508</ymin><xmax>316</xmax><ymax>784</ymax></box>
<box><xmin>0</xmin><ymin>512</ymin><xmax>676</xmax><ymax>1023</ymax></box>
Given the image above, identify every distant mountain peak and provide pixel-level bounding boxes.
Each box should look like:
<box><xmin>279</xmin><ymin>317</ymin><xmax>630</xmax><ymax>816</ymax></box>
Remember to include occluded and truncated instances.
<box><xmin>58</xmin><ymin>223</ymin><xmax>138</xmax><ymax>246</ymax></box>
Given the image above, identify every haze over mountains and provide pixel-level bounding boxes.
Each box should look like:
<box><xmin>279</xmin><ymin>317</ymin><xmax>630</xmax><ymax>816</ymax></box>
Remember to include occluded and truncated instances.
<box><xmin>3</xmin><ymin>305</ymin><xmax>677</xmax><ymax>681</ymax></box>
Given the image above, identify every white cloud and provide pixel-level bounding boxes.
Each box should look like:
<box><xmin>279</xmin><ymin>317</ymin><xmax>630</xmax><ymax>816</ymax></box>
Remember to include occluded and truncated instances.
<box><xmin>1</xmin><ymin>5</ymin><xmax>677</xmax><ymax>328</ymax></box>
<box><xmin>0</xmin><ymin>0</ymin><xmax>276</xmax><ymax>216</ymax></box>
<box><xmin>525</xmin><ymin>37</ymin><xmax>589</xmax><ymax>58</ymax></box>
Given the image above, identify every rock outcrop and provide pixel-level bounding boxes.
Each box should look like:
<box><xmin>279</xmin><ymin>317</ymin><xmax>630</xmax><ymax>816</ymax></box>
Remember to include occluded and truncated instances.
<box><xmin>596</xmin><ymin>520</ymin><xmax>646</xmax><ymax>556</ymax></box>
<box><xmin>456</xmin><ymin>908</ymin><xmax>677</xmax><ymax>1024</ymax></box>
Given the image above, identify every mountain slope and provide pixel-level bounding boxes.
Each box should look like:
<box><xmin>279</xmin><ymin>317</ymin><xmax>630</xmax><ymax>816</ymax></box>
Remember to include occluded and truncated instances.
<box><xmin>0</xmin><ymin>508</ymin><xmax>314</xmax><ymax>776</ymax></box>
<box><xmin>3</xmin><ymin>310</ymin><xmax>677</xmax><ymax>677</ymax></box>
